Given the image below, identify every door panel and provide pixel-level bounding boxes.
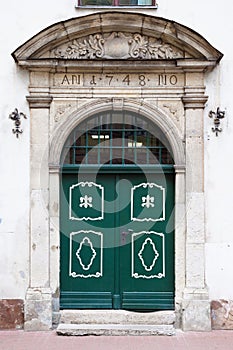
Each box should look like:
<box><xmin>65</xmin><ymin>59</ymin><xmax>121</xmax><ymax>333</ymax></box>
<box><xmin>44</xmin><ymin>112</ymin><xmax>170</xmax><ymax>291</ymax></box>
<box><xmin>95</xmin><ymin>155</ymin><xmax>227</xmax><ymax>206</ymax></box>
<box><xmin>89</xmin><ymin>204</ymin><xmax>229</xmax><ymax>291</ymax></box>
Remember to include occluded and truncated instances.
<box><xmin>60</xmin><ymin>171</ymin><xmax>174</xmax><ymax>310</ymax></box>
<box><xmin>118</xmin><ymin>173</ymin><xmax>174</xmax><ymax>309</ymax></box>
<box><xmin>60</xmin><ymin>173</ymin><xmax>116</xmax><ymax>308</ymax></box>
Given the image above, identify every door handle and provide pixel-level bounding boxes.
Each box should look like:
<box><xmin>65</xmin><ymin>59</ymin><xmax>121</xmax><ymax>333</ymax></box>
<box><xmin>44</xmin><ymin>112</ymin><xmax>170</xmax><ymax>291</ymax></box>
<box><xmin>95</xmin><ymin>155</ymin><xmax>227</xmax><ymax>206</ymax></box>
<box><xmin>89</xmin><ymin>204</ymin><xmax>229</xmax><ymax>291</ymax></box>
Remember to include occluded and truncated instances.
<box><xmin>120</xmin><ymin>229</ymin><xmax>133</xmax><ymax>245</ymax></box>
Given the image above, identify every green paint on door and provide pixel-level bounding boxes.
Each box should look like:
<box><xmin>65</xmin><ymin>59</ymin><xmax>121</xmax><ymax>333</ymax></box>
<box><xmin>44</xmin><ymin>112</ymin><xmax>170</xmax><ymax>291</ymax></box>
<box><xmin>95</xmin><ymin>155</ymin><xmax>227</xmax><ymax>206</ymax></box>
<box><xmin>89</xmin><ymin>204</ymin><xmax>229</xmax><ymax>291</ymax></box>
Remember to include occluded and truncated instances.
<box><xmin>60</xmin><ymin>170</ymin><xmax>174</xmax><ymax>310</ymax></box>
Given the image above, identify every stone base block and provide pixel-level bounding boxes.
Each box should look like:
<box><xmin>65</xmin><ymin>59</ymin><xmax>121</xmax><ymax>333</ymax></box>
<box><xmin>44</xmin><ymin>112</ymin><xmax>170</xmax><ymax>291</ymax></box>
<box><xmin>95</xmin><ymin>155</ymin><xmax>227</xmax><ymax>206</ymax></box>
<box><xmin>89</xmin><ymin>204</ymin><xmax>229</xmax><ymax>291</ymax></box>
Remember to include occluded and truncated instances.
<box><xmin>211</xmin><ymin>300</ymin><xmax>233</xmax><ymax>329</ymax></box>
<box><xmin>57</xmin><ymin>323</ymin><xmax>175</xmax><ymax>336</ymax></box>
<box><xmin>24</xmin><ymin>288</ymin><xmax>52</xmax><ymax>331</ymax></box>
<box><xmin>182</xmin><ymin>299</ymin><xmax>211</xmax><ymax>331</ymax></box>
<box><xmin>0</xmin><ymin>299</ymin><xmax>24</xmax><ymax>329</ymax></box>
<box><xmin>60</xmin><ymin>310</ymin><xmax>175</xmax><ymax>325</ymax></box>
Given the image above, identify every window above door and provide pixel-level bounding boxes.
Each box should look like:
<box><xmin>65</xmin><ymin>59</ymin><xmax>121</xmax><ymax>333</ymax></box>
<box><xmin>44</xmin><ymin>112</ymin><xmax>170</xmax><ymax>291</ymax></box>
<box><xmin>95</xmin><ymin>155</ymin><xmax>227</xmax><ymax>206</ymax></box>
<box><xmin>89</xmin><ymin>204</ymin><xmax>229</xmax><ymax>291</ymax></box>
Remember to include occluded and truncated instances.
<box><xmin>61</xmin><ymin>111</ymin><xmax>174</xmax><ymax>167</ymax></box>
<box><xmin>76</xmin><ymin>0</ymin><xmax>157</xmax><ymax>7</ymax></box>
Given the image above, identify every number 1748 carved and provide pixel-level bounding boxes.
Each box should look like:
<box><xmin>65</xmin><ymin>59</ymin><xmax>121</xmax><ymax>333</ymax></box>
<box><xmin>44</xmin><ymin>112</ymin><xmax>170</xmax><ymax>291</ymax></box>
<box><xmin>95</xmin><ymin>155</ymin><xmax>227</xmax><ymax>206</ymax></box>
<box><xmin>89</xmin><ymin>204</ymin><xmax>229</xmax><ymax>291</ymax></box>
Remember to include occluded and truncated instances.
<box><xmin>58</xmin><ymin>73</ymin><xmax>182</xmax><ymax>87</ymax></box>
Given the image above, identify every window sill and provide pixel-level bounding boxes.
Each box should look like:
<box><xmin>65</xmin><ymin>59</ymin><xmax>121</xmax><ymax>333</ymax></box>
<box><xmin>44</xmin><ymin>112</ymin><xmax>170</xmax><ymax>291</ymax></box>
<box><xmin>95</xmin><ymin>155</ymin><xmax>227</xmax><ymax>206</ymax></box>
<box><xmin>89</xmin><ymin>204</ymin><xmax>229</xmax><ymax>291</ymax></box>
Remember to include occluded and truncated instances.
<box><xmin>75</xmin><ymin>5</ymin><xmax>158</xmax><ymax>9</ymax></box>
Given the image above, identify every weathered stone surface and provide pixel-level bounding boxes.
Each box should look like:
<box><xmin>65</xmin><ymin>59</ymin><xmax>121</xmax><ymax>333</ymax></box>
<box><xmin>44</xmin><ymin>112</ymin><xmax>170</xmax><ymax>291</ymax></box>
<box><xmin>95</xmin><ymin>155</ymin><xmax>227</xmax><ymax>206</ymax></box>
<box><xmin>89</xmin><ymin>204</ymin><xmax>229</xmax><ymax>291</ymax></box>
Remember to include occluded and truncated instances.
<box><xmin>186</xmin><ymin>243</ymin><xmax>205</xmax><ymax>289</ymax></box>
<box><xmin>60</xmin><ymin>310</ymin><xmax>175</xmax><ymax>325</ymax></box>
<box><xmin>182</xmin><ymin>299</ymin><xmax>211</xmax><ymax>331</ymax></box>
<box><xmin>186</xmin><ymin>193</ymin><xmax>205</xmax><ymax>244</ymax></box>
<box><xmin>211</xmin><ymin>300</ymin><xmax>233</xmax><ymax>329</ymax></box>
<box><xmin>24</xmin><ymin>288</ymin><xmax>52</xmax><ymax>331</ymax></box>
<box><xmin>56</xmin><ymin>323</ymin><xmax>175</xmax><ymax>336</ymax></box>
<box><xmin>12</xmin><ymin>13</ymin><xmax>223</xmax><ymax>64</ymax></box>
<box><xmin>52</xmin><ymin>32</ymin><xmax>183</xmax><ymax>60</ymax></box>
<box><xmin>0</xmin><ymin>299</ymin><xmax>24</xmax><ymax>329</ymax></box>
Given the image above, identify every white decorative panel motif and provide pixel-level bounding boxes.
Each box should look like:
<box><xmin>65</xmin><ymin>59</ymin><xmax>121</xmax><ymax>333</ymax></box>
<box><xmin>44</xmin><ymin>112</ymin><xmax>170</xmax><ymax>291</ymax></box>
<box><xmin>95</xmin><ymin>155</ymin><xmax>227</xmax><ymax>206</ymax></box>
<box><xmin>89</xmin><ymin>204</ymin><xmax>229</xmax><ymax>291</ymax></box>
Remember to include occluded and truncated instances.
<box><xmin>131</xmin><ymin>182</ymin><xmax>165</xmax><ymax>222</ymax></box>
<box><xmin>132</xmin><ymin>231</ymin><xmax>165</xmax><ymax>279</ymax></box>
<box><xmin>69</xmin><ymin>230</ymin><xmax>103</xmax><ymax>278</ymax></box>
<box><xmin>76</xmin><ymin>237</ymin><xmax>96</xmax><ymax>271</ymax></box>
<box><xmin>69</xmin><ymin>181</ymin><xmax>104</xmax><ymax>221</ymax></box>
<box><xmin>138</xmin><ymin>237</ymin><xmax>159</xmax><ymax>272</ymax></box>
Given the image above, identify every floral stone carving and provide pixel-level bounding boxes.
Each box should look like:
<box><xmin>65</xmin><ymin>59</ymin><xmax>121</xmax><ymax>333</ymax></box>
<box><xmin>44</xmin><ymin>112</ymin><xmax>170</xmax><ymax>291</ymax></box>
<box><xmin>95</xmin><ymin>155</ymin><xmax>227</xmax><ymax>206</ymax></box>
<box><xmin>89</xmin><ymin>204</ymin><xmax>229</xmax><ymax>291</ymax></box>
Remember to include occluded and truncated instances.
<box><xmin>53</xmin><ymin>32</ymin><xmax>183</xmax><ymax>60</ymax></box>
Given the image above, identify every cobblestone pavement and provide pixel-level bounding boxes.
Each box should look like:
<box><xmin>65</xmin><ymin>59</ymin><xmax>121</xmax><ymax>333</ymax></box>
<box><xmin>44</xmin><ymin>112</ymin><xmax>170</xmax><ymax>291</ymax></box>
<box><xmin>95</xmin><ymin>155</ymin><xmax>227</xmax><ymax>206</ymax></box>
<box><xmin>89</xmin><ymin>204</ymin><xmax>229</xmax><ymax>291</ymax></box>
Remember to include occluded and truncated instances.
<box><xmin>1</xmin><ymin>330</ymin><xmax>233</xmax><ymax>350</ymax></box>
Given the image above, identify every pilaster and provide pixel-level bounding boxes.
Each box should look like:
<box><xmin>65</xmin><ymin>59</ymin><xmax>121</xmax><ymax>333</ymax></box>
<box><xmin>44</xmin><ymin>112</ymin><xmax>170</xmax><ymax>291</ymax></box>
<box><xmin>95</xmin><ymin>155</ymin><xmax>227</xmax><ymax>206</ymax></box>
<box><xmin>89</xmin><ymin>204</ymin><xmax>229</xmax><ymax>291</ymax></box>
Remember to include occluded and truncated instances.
<box><xmin>24</xmin><ymin>94</ymin><xmax>53</xmax><ymax>331</ymax></box>
<box><xmin>181</xmin><ymin>87</ymin><xmax>211</xmax><ymax>331</ymax></box>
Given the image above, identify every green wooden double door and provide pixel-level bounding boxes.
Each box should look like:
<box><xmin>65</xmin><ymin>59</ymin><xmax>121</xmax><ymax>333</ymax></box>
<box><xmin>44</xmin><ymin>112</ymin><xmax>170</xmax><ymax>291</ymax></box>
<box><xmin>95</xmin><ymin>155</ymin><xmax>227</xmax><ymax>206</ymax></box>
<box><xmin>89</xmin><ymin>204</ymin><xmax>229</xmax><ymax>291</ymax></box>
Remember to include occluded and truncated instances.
<box><xmin>60</xmin><ymin>171</ymin><xmax>174</xmax><ymax>310</ymax></box>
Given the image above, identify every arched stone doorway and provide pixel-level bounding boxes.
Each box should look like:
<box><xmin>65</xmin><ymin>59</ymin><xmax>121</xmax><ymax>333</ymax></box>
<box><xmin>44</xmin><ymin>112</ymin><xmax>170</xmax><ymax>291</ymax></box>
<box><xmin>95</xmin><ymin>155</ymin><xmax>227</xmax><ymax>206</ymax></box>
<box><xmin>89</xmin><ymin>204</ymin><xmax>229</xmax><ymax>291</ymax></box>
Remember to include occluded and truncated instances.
<box><xmin>12</xmin><ymin>12</ymin><xmax>222</xmax><ymax>331</ymax></box>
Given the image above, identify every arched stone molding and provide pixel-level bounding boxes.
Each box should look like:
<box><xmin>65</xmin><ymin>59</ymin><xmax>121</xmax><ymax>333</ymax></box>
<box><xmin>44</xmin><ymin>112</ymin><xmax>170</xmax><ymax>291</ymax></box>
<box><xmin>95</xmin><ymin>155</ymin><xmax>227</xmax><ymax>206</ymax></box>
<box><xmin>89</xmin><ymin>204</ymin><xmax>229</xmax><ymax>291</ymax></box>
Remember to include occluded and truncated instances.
<box><xmin>49</xmin><ymin>98</ymin><xmax>185</xmax><ymax>168</ymax></box>
<box><xmin>12</xmin><ymin>12</ymin><xmax>222</xmax><ymax>68</ymax></box>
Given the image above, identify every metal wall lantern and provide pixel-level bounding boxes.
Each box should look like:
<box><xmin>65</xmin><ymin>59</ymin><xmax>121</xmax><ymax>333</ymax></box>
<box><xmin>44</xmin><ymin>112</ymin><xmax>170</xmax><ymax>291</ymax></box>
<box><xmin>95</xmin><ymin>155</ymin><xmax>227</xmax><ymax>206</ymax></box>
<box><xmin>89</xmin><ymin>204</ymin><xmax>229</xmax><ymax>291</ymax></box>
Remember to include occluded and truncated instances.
<box><xmin>209</xmin><ymin>107</ymin><xmax>225</xmax><ymax>136</ymax></box>
<box><xmin>9</xmin><ymin>108</ymin><xmax>27</xmax><ymax>138</ymax></box>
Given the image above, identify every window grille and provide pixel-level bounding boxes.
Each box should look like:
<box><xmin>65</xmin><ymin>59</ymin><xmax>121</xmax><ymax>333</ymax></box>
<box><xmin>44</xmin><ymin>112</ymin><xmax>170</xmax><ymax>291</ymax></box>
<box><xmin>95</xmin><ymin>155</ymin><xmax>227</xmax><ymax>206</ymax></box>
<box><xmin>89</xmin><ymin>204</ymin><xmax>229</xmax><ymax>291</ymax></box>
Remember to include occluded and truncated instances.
<box><xmin>61</xmin><ymin>111</ymin><xmax>173</xmax><ymax>166</ymax></box>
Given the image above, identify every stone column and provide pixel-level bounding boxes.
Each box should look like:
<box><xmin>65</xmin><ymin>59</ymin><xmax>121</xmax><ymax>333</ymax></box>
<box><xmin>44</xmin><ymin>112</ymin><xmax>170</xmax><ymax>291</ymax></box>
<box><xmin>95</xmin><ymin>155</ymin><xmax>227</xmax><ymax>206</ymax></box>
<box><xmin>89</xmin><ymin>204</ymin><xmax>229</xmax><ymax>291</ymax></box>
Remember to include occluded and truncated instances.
<box><xmin>24</xmin><ymin>95</ymin><xmax>53</xmax><ymax>331</ymax></box>
<box><xmin>181</xmin><ymin>82</ymin><xmax>211</xmax><ymax>331</ymax></box>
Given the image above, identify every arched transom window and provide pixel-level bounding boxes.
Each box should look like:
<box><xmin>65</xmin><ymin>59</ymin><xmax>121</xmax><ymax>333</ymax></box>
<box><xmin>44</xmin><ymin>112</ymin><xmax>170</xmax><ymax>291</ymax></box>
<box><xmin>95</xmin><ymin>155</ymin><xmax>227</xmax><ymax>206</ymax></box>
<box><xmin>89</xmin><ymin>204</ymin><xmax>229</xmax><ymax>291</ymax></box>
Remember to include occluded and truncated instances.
<box><xmin>61</xmin><ymin>111</ymin><xmax>174</xmax><ymax>166</ymax></box>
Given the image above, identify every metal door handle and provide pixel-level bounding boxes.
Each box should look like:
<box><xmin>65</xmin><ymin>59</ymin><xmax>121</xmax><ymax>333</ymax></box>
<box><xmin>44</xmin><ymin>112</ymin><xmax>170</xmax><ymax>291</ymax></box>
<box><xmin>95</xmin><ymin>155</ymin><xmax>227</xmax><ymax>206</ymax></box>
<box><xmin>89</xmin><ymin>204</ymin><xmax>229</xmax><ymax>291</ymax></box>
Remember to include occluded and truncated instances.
<box><xmin>120</xmin><ymin>230</ymin><xmax>132</xmax><ymax>245</ymax></box>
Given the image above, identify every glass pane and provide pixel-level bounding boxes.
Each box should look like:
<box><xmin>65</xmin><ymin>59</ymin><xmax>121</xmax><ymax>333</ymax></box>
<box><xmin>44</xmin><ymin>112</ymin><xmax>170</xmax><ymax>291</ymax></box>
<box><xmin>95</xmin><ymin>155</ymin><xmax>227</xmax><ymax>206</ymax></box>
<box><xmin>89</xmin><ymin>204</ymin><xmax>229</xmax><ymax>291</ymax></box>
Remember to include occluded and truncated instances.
<box><xmin>111</xmin><ymin>158</ymin><xmax>123</xmax><ymax>164</ymax></box>
<box><xmin>112</xmin><ymin>112</ymin><xmax>124</xmax><ymax>125</ymax></box>
<box><xmin>149</xmin><ymin>148</ymin><xmax>160</xmax><ymax>164</ymax></box>
<box><xmin>112</xmin><ymin>148</ymin><xmax>123</xmax><ymax>163</ymax></box>
<box><xmin>74</xmin><ymin>148</ymin><xmax>86</xmax><ymax>164</ymax></box>
<box><xmin>125</xmin><ymin>148</ymin><xmax>135</xmax><ymax>164</ymax></box>
<box><xmin>75</xmin><ymin>134</ymin><xmax>86</xmax><ymax>147</ymax></box>
<box><xmin>161</xmin><ymin>148</ymin><xmax>174</xmax><ymax>164</ymax></box>
<box><xmin>86</xmin><ymin>148</ymin><xmax>98</xmax><ymax>164</ymax></box>
<box><xmin>112</xmin><ymin>131</ymin><xmax>122</xmax><ymax>146</ymax></box>
<box><xmin>125</xmin><ymin>131</ymin><xmax>134</xmax><ymax>140</ymax></box>
<box><xmin>136</xmin><ymin>148</ymin><xmax>147</xmax><ymax>164</ymax></box>
<box><xmin>88</xmin><ymin>131</ymin><xmax>98</xmax><ymax>147</ymax></box>
<box><xmin>119</xmin><ymin>0</ymin><xmax>152</xmax><ymax>4</ymax></box>
<box><xmin>100</xmin><ymin>148</ymin><xmax>110</xmax><ymax>164</ymax></box>
<box><xmin>137</xmin><ymin>131</ymin><xmax>148</xmax><ymax>147</ymax></box>
<box><xmin>62</xmin><ymin>148</ymin><xmax>73</xmax><ymax>164</ymax></box>
<box><xmin>80</xmin><ymin>0</ymin><xmax>112</xmax><ymax>4</ymax></box>
<box><xmin>80</xmin><ymin>0</ymin><xmax>153</xmax><ymax>4</ymax></box>
<box><xmin>86</xmin><ymin>117</ymin><xmax>98</xmax><ymax>130</ymax></box>
<box><xmin>147</xmin><ymin>134</ymin><xmax>158</xmax><ymax>147</ymax></box>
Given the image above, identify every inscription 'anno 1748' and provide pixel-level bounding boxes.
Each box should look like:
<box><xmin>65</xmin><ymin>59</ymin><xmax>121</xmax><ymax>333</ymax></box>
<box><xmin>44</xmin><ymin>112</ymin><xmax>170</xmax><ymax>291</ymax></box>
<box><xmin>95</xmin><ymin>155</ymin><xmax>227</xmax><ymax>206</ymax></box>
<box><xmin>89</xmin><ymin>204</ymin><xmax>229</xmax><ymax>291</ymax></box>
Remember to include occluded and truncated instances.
<box><xmin>54</xmin><ymin>73</ymin><xmax>182</xmax><ymax>88</ymax></box>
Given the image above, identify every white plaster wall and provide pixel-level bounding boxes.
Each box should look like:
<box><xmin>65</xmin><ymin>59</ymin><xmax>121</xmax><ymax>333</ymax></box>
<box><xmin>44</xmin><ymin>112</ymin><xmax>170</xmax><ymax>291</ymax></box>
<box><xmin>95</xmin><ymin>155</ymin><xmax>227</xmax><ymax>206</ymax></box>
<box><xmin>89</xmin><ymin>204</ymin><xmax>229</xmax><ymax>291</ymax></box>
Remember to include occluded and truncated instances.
<box><xmin>162</xmin><ymin>0</ymin><xmax>233</xmax><ymax>300</ymax></box>
<box><xmin>1</xmin><ymin>0</ymin><xmax>233</xmax><ymax>299</ymax></box>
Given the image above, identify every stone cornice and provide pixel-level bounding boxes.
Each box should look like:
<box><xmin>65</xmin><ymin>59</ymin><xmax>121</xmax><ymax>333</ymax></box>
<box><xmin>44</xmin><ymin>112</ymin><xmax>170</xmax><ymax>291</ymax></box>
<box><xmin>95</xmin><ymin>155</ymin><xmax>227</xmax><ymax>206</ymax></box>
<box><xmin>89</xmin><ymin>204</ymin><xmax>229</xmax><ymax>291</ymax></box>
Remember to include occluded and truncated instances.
<box><xmin>49</xmin><ymin>164</ymin><xmax>60</xmax><ymax>174</ymax></box>
<box><xmin>174</xmin><ymin>165</ymin><xmax>186</xmax><ymax>174</ymax></box>
<box><xmin>182</xmin><ymin>96</ymin><xmax>208</xmax><ymax>109</ymax></box>
<box><xmin>176</xmin><ymin>60</ymin><xmax>218</xmax><ymax>72</ymax></box>
<box><xmin>15</xmin><ymin>59</ymin><xmax>215</xmax><ymax>73</ymax></box>
<box><xmin>12</xmin><ymin>13</ymin><xmax>223</xmax><ymax>69</ymax></box>
<box><xmin>26</xmin><ymin>96</ymin><xmax>53</xmax><ymax>109</ymax></box>
<box><xmin>16</xmin><ymin>59</ymin><xmax>184</xmax><ymax>72</ymax></box>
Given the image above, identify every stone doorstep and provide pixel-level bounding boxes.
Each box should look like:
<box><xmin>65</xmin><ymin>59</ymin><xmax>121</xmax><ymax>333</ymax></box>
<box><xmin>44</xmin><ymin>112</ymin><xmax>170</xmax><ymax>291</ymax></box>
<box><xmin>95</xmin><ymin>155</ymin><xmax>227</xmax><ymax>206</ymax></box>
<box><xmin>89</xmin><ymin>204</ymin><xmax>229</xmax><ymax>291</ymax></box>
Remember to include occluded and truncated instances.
<box><xmin>59</xmin><ymin>310</ymin><xmax>176</xmax><ymax>325</ymax></box>
<box><xmin>56</xmin><ymin>323</ymin><xmax>176</xmax><ymax>336</ymax></box>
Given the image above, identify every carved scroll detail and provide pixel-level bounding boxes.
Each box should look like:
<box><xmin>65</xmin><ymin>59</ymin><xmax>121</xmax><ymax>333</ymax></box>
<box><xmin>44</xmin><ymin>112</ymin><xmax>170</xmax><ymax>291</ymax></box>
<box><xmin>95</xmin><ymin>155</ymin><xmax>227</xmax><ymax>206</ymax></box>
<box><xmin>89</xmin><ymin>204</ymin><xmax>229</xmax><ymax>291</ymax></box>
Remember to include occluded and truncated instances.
<box><xmin>53</xmin><ymin>32</ymin><xmax>183</xmax><ymax>60</ymax></box>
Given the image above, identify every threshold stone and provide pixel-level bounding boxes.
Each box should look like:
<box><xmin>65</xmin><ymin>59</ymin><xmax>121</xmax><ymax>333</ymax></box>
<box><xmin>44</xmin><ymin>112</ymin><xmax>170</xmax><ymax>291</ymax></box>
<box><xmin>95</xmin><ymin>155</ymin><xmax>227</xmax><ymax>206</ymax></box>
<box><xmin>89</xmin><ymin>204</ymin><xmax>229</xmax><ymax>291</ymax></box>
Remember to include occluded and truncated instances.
<box><xmin>56</xmin><ymin>323</ymin><xmax>176</xmax><ymax>336</ymax></box>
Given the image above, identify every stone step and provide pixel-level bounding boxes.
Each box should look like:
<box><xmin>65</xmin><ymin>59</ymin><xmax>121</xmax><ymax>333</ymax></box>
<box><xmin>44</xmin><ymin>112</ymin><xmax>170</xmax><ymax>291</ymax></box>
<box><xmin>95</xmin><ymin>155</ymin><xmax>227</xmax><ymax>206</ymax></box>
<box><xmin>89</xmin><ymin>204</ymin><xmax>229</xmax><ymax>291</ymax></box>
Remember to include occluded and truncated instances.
<box><xmin>56</xmin><ymin>323</ymin><xmax>176</xmax><ymax>336</ymax></box>
<box><xmin>59</xmin><ymin>310</ymin><xmax>175</xmax><ymax>325</ymax></box>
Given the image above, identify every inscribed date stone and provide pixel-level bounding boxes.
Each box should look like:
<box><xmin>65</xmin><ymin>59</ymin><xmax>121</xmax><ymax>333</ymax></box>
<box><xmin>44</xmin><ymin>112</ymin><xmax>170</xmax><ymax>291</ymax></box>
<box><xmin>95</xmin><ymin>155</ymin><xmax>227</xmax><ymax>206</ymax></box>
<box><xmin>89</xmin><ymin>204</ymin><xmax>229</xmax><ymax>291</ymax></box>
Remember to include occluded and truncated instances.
<box><xmin>53</xmin><ymin>73</ymin><xmax>184</xmax><ymax>88</ymax></box>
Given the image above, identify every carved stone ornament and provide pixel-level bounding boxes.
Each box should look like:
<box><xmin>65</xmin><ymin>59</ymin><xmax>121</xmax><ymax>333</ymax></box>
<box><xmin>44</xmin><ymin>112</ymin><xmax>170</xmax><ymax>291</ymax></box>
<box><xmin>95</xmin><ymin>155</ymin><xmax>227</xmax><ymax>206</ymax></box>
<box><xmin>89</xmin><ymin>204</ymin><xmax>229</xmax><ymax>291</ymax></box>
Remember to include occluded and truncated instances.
<box><xmin>53</xmin><ymin>32</ymin><xmax>183</xmax><ymax>60</ymax></box>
